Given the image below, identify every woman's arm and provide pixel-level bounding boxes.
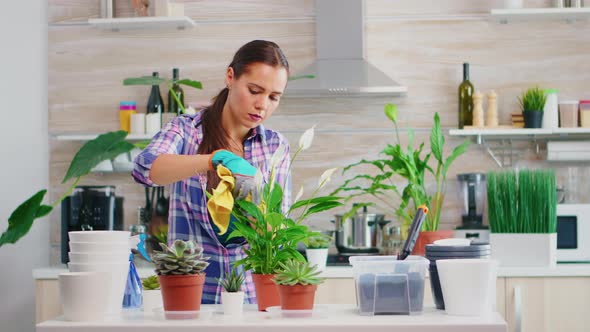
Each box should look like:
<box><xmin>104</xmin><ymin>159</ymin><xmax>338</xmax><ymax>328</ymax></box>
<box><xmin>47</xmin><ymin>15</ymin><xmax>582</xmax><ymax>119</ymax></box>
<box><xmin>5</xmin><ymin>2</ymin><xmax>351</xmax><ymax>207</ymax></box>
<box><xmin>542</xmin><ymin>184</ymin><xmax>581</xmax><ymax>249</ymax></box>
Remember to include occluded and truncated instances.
<box><xmin>149</xmin><ymin>153</ymin><xmax>212</xmax><ymax>186</ymax></box>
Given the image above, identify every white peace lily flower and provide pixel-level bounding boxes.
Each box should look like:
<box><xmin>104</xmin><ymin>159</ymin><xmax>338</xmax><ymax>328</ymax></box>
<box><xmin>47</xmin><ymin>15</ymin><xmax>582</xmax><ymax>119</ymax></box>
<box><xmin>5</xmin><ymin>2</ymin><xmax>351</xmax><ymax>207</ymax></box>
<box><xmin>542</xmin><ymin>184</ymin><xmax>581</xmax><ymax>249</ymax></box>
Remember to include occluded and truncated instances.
<box><xmin>298</xmin><ymin>125</ymin><xmax>316</xmax><ymax>151</ymax></box>
<box><xmin>254</xmin><ymin>169</ymin><xmax>264</xmax><ymax>192</ymax></box>
<box><xmin>294</xmin><ymin>186</ymin><xmax>304</xmax><ymax>202</ymax></box>
<box><xmin>317</xmin><ymin>167</ymin><xmax>338</xmax><ymax>189</ymax></box>
<box><xmin>270</xmin><ymin>143</ymin><xmax>287</xmax><ymax>169</ymax></box>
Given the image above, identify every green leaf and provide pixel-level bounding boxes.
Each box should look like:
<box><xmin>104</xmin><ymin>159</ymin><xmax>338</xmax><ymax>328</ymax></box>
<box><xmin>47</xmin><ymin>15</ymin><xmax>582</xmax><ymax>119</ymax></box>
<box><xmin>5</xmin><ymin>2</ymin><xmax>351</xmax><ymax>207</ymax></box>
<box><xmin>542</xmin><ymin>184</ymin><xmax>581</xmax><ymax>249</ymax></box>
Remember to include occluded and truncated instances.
<box><xmin>289</xmin><ymin>195</ymin><xmax>341</xmax><ymax>211</ymax></box>
<box><xmin>123</xmin><ymin>76</ymin><xmax>167</xmax><ymax>86</ymax></box>
<box><xmin>0</xmin><ymin>190</ymin><xmax>48</xmax><ymax>247</ymax></box>
<box><xmin>430</xmin><ymin>113</ymin><xmax>444</xmax><ymax>163</ymax></box>
<box><xmin>177</xmin><ymin>79</ymin><xmax>203</xmax><ymax>90</ymax></box>
<box><xmin>266</xmin><ymin>184</ymin><xmax>283</xmax><ymax>212</ymax></box>
<box><xmin>442</xmin><ymin>139</ymin><xmax>470</xmax><ymax>176</ymax></box>
<box><xmin>265</xmin><ymin>212</ymin><xmax>284</xmax><ymax>229</ymax></box>
<box><xmin>36</xmin><ymin>205</ymin><xmax>53</xmax><ymax>218</ymax></box>
<box><xmin>384</xmin><ymin>103</ymin><xmax>398</xmax><ymax>123</ymax></box>
<box><xmin>62</xmin><ymin>131</ymin><xmax>135</xmax><ymax>183</ymax></box>
<box><xmin>234</xmin><ymin>200</ymin><xmax>264</xmax><ymax>225</ymax></box>
<box><xmin>134</xmin><ymin>140</ymin><xmax>151</xmax><ymax>150</ymax></box>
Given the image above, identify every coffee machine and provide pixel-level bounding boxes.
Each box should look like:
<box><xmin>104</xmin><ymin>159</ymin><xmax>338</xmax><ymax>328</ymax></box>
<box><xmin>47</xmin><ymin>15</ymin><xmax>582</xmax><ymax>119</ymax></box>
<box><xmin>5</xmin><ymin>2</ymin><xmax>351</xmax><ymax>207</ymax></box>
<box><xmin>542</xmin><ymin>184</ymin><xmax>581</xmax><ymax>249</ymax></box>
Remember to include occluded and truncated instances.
<box><xmin>454</xmin><ymin>173</ymin><xmax>490</xmax><ymax>244</ymax></box>
<box><xmin>61</xmin><ymin>186</ymin><xmax>124</xmax><ymax>263</ymax></box>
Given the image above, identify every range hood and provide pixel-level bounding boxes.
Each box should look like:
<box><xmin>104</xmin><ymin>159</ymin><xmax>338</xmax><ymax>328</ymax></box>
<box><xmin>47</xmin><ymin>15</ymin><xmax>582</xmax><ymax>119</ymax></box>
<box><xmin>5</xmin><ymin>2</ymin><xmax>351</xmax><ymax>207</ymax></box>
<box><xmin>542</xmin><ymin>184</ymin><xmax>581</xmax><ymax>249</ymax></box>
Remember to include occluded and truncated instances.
<box><xmin>286</xmin><ymin>0</ymin><xmax>407</xmax><ymax>98</ymax></box>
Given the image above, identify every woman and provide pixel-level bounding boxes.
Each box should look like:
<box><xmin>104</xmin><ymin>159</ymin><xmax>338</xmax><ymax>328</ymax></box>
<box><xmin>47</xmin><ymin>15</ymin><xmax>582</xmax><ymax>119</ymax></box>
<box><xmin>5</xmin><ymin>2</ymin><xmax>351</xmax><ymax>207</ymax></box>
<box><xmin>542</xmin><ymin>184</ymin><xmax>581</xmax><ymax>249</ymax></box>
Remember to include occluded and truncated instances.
<box><xmin>132</xmin><ymin>40</ymin><xmax>291</xmax><ymax>304</ymax></box>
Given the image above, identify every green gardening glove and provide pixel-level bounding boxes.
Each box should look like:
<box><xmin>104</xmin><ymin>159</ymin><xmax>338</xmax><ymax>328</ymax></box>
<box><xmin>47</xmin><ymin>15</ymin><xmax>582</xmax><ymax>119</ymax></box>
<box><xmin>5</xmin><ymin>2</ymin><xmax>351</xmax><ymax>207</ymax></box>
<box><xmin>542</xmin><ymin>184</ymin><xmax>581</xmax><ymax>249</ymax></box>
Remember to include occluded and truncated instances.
<box><xmin>210</xmin><ymin>150</ymin><xmax>257</xmax><ymax>176</ymax></box>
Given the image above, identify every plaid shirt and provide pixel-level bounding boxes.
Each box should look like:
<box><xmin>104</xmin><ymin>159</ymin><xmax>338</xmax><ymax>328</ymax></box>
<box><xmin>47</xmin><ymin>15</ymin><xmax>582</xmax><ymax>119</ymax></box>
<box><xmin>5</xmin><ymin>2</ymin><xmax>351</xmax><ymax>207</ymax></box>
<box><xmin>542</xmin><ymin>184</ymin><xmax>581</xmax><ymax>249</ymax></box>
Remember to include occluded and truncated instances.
<box><xmin>132</xmin><ymin>112</ymin><xmax>291</xmax><ymax>304</ymax></box>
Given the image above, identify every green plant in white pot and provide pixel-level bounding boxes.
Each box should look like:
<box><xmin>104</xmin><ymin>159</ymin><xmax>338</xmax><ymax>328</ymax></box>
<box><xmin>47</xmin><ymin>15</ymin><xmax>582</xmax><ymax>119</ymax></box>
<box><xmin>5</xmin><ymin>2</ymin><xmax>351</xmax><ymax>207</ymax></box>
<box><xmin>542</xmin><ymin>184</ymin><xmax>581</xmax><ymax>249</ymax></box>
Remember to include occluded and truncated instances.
<box><xmin>487</xmin><ymin>169</ymin><xmax>557</xmax><ymax>267</ymax></box>
<box><xmin>141</xmin><ymin>275</ymin><xmax>162</xmax><ymax>314</ymax></box>
<box><xmin>303</xmin><ymin>233</ymin><xmax>331</xmax><ymax>273</ymax></box>
<box><xmin>518</xmin><ymin>86</ymin><xmax>546</xmax><ymax>129</ymax></box>
<box><xmin>216</xmin><ymin>267</ymin><xmax>245</xmax><ymax>316</ymax></box>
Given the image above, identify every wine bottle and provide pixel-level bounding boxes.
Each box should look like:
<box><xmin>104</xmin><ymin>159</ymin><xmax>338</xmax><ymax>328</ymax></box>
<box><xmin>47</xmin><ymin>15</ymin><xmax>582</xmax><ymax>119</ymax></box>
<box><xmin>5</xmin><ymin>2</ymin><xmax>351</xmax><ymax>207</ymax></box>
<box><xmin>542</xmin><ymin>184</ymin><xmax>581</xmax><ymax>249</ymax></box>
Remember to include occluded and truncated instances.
<box><xmin>147</xmin><ymin>72</ymin><xmax>164</xmax><ymax>114</ymax></box>
<box><xmin>458</xmin><ymin>63</ymin><xmax>474</xmax><ymax>129</ymax></box>
<box><xmin>146</xmin><ymin>72</ymin><xmax>164</xmax><ymax>134</ymax></box>
<box><xmin>168</xmin><ymin>68</ymin><xmax>185</xmax><ymax>115</ymax></box>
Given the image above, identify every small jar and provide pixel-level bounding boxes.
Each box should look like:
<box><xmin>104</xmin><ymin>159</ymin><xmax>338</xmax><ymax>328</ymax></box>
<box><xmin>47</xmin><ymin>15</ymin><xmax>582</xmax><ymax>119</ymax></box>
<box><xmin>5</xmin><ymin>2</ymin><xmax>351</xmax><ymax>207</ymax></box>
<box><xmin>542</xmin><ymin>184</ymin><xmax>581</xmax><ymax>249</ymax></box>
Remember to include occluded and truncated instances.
<box><xmin>380</xmin><ymin>222</ymin><xmax>404</xmax><ymax>255</ymax></box>
<box><xmin>119</xmin><ymin>101</ymin><xmax>137</xmax><ymax>133</ymax></box>
<box><xmin>579</xmin><ymin>100</ymin><xmax>590</xmax><ymax>128</ymax></box>
<box><xmin>559</xmin><ymin>100</ymin><xmax>579</xmax><ymax>128</ymax></box>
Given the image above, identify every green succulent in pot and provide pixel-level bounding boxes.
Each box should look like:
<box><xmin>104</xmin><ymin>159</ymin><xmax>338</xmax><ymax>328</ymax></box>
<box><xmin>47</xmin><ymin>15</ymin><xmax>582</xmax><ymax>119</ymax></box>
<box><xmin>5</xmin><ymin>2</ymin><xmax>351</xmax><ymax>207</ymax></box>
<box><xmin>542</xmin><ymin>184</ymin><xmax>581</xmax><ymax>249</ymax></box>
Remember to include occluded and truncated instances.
<box><xmin>217</xmin><ymin>267</ymin><xmax>245</xmax><ymax>293</ymax></box>
<box><xmin>274</xmin><ymin>260</ymin><xmax>324</xmax><ymax>286</ymax></box>
<box><xmin>304</xmin><ymin>232</ymin><xmax>332</xmax><ymax>249</ymax></box>
<box><xmin>152</xmin><ymin>240</ymin><xmax>210</xmax><ymax>275</ymax></box>
<box><xmin>142</xmin><ymin>275</ymin><xmax>160</xmax><ymax>290</ymax></box>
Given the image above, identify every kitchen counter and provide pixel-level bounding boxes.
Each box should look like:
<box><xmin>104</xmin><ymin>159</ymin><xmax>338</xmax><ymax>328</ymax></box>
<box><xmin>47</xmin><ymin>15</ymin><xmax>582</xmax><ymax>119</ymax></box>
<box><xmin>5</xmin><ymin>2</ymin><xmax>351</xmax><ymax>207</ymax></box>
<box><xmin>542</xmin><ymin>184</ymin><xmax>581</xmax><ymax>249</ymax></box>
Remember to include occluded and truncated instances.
<box><xmin>33</xmin><ymin>262</ymin><xmax>590</xmax><ymax>280</ymax></box>
<box><xmin>36</xmin><ymin>304</ymin><xmax>507</xmax><ymax>332</ymax></box>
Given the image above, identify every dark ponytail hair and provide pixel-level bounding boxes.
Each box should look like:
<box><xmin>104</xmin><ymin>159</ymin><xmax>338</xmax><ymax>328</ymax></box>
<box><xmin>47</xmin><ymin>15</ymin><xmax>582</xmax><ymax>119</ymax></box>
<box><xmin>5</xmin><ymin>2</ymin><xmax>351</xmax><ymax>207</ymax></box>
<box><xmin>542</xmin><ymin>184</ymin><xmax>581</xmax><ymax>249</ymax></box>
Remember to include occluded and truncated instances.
<box><xmin>198</xmin><ymin>40</ymin><xmax>290</xmax><ymax>191</ymax></box>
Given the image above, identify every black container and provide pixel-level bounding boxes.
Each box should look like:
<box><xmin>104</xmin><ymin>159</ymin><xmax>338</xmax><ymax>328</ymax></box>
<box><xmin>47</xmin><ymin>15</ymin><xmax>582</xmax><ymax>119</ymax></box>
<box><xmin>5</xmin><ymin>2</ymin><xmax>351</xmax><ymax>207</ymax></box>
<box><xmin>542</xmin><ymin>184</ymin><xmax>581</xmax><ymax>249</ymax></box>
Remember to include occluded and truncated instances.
<box><xmin>425</xmin><ymin>243</ymin><xmax>490</xmax><ymax>310</ymax></box>
<box><xmin>523</xmin><ymin>110</ymin><xmax>543</xmax><ymax>128</ymax></box>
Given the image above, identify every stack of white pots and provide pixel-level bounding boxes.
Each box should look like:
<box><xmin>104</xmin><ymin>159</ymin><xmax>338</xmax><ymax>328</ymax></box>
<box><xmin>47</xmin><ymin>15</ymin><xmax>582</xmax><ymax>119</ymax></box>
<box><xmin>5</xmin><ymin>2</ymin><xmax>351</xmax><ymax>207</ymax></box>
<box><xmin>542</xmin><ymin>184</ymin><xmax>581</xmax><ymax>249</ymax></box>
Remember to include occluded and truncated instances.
<box><xmin>67</xmin><ymin>231</ymin><xmax>131</xmax><ymax>314</ymax></box>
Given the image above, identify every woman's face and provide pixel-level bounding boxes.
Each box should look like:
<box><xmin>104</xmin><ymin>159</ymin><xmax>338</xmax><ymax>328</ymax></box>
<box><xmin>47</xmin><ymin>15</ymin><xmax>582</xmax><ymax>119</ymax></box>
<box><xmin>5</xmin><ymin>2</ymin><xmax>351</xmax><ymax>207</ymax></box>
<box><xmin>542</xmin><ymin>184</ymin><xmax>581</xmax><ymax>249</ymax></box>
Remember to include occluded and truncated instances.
<box><xmin>225</xmin><ymin>62</ymin><xmax>288</xmax><ymax>129</ymax></box>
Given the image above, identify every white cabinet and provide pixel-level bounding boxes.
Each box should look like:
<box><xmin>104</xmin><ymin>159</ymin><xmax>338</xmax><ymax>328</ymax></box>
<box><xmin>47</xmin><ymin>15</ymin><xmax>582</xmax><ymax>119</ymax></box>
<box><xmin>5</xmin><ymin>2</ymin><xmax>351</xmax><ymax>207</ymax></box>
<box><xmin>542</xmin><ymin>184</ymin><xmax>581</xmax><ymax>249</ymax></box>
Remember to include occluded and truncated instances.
<box><xmin>504</xmin><ymin>277</ymin><xmax>590</xmax><ymax>332</ymax></box>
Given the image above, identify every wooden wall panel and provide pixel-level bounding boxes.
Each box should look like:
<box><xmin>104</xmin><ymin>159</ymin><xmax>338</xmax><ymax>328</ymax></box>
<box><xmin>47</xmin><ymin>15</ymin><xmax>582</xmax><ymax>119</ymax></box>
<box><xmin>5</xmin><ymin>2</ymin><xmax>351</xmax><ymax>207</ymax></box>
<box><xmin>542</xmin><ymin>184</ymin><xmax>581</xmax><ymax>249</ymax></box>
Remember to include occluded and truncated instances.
<box><xmin>47</xmin><ymin>0</ymin><xmax>590</xmax><ymax>263</ymax></box>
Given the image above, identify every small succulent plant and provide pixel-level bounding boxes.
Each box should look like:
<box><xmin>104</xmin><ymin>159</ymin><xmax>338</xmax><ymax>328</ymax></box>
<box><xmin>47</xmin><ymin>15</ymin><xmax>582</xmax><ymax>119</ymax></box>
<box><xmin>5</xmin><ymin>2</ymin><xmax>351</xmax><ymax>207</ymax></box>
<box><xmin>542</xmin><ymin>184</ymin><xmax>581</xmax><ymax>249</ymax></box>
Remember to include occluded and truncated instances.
<box><xmin>142</xmin><ymin>275</ymin><xmax>160</xmax><ymax>290</ymax></box>
<box><xmin>273</xmin><ymin>259</ymin><xmax>324</xmax><ymax>286</ymax></box>
<box><xmin>216</xmin><ymin>267</ymin><xmax>245</xmax><ymax>293</ymax></box>
<box><xmin>152</xmin><ymin>240</ymin><xmax>210</xmax><ymax>275</ymax></box>
<box><xmin>305</xmin><ymin>232</ymin><xmax>332</xmax><ymax>249</ymax></box>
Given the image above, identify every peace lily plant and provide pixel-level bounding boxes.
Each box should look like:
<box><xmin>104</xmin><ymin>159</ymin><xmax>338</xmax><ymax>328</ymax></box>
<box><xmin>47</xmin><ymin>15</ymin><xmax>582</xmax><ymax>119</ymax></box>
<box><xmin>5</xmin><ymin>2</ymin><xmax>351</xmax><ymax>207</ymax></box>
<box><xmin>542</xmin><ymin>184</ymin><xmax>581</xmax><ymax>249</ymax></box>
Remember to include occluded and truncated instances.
<box><xmin>228</xmin><ymin>125</ymin><xmax>342</xmax><ymax>311</ymax></box>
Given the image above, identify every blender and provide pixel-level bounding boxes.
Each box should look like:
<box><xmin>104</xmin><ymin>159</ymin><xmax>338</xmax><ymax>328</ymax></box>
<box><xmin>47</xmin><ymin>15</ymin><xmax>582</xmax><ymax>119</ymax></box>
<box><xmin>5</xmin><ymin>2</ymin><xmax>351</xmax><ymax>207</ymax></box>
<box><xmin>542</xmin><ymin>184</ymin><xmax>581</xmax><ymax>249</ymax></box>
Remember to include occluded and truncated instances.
<box><xmin>454</xmin><ymin>173</ymin><xmax>490</xmax><ymax>244</ymax></box>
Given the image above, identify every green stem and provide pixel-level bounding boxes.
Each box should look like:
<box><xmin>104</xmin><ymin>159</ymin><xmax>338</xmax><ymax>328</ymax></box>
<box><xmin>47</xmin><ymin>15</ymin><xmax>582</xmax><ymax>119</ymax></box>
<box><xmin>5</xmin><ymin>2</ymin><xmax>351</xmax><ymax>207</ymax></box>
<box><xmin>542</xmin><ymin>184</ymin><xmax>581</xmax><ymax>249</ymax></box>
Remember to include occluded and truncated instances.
<box><xmin>52</xmin><ymin>177</ymin><xmax>81</xmax><ymax>209</ymax></box>
<box><xmin>166</xmin><ymin>82</ymin><xmax>186</xmax><ymax>114</ymax></box>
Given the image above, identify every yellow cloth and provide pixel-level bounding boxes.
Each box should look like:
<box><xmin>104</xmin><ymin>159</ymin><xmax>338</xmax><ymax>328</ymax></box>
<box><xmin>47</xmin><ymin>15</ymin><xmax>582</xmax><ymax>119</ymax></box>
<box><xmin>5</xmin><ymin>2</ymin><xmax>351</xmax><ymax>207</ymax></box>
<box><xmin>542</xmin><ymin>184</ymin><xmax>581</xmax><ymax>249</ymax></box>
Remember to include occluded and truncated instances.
<box><xmin>207</xmin><ymin>165</ymin><xmax>235</xmax><ymax>235</ymax></box>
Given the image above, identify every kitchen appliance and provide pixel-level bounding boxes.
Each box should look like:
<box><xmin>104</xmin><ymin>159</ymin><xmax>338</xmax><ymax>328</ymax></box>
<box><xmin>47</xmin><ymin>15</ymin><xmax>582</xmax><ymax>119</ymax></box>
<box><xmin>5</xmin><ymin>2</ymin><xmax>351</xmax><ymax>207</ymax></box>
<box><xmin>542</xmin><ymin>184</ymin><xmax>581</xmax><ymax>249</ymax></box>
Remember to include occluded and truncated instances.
<box><xmin>333</xmin><ymin>207</ymin><xmax>387</xmax><ymax>254</ymax></box>
<box><xmin>285</xmin><ymin>0</ymin><xmax>407</xmax><ymax>97</ymax></box>
<box><xmin>61</xmin><ymin>186</ymin><xmax>124</xmax><ymax>263</ymax></box>
<box><xmin>454</xmin><ymin>173</ymin><xmax>490</xmax><ymax>244</ymax></box>
<box><xmin>556</xmin><ymin>204</ymin><xmax>590</xmax><ymax>262</ymax></box>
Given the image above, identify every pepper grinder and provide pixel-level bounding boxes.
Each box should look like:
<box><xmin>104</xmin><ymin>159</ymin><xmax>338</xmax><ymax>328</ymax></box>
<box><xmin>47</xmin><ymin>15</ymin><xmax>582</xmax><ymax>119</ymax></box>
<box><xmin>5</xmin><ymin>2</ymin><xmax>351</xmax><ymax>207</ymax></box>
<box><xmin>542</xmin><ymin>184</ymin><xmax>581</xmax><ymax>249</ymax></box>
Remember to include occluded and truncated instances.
<box><xmin>486</xmin><ymin>90</ymin><xmax>498</xmax><ymax>127</ymax></box>
<box><xmin>472</xmin><ymin>91</ymin><xmax>485</xmax><ymax>127</ymax></box>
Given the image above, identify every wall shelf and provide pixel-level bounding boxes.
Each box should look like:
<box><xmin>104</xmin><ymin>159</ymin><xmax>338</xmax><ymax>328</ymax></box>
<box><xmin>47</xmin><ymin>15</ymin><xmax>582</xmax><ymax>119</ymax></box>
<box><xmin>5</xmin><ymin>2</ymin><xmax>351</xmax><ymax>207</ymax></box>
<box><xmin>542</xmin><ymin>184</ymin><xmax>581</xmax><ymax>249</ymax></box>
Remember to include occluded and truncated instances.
<box><xmin>449</xmin><ymin>128</ymin><xmax>590</xmax><ymax>167</ymax></box>
<box><xmin>490</xmin><ymin>8</ymin><xmax>590</xmax><ymax>23</ymax></box>
<box><xmin>54</xmin><ymin>133</ymin><xmax>153</xmax><ymax>141</ymax></box>
<box><xmin>88</xmin><ymin>16</ymin><xmax>195</xmax><ymax>31</ymax></box>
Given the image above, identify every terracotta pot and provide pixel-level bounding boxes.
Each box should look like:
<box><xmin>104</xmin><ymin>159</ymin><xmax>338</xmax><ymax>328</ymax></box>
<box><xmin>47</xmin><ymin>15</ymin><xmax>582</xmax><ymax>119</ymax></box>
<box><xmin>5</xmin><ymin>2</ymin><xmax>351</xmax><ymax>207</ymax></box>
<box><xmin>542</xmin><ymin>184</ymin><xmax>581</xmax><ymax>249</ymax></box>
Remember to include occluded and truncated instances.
<box><xmin>158</xmin><ymin>274</ymin><xmax>205</xmax><ymax>312</ymax></box>
<box><xmin>252</xmin><ymin>273</ymin><xmax>280</xmax><ymax>311</ymax></box>
<box><xmin>412</xmin><ymin>230</ymin><xmax>454</xmax><ymax>256</ymax></box>
<box><xmin>277</xmin><ymin>284</ymin><xmax>318</xmax><ymax>310</ymax></box>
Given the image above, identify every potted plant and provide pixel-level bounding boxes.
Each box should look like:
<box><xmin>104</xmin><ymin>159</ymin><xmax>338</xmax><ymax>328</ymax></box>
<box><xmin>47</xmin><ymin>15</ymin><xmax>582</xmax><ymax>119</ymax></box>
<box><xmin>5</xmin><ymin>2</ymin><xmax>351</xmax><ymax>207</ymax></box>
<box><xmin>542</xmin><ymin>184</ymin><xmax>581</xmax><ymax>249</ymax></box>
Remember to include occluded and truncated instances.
<box><xmin>152</xmin><ymin>240</ymin><xmax>210</xmax><ymax>314</ymax></box>
<box><xmin>229</xmin><ymin>126</ymin><xmax>343</xmax><ymax>311</ymax></box>
<box><xmin>487</xmin><ymin>169</ymin><xmax>557</xmax><ymax>267</ymax></box>
<box><xmin>216</xmin><ymin>267</ymin><xmax>246</xmax><ymax>315</ymax></box>
<box><xmin>518</xmin><ymin>86</ymin><xmax>546</xmax><ymax>128</ymax></box>
<box><xmin>141</xmin><ymin>275</ymin><xmax>163</xmax><ymax>314</ymax></box>
<box><xmin>332</xmin><ymin>104</ymin><xmax>470</xmax><ymax>255</ymax></box>
<box><xmin>273</xmin><ymin>259</ymin><xmax>324</xmax><ymax>310</ymax></box>
<box><xmin>304</xmin><ymin>233</ymin><xmax>332</xmax><ymax>273</ymax></box>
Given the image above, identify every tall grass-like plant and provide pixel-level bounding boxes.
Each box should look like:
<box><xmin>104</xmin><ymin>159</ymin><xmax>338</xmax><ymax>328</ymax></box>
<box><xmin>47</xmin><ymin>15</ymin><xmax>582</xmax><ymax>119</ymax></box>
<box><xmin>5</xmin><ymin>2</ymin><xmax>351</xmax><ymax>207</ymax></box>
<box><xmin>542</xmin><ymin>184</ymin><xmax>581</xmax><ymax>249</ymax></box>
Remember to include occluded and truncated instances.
<box><xmin>487</xmin><ymin>169</ymin><xmax>556</xmax><ymax>233</ymax></box>
<box><xmin>518</xmin><ymin>86</ymin><xmax>547</xmax><ymax>112</ymax></box>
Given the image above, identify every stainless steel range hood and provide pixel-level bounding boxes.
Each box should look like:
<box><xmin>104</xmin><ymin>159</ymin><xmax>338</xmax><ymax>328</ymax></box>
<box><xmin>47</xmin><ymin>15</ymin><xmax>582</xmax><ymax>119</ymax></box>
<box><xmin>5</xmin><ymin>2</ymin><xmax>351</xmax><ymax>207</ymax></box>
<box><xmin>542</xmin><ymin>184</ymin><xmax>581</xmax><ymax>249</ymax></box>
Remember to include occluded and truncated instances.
<box><xmin>285</xmin><ymin>0</ymin><xmax>407</xmax><ymax>98</ymax></box>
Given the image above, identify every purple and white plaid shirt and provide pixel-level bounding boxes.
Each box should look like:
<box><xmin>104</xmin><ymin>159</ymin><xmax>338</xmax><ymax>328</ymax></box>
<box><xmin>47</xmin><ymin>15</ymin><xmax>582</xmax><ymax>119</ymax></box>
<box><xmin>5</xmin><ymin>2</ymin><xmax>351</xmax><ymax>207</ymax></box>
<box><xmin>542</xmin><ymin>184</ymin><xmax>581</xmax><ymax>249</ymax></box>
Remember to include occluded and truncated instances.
<box><xmin>132</xmin><ymin>111</ymin><xmax>291</xmax><ymax>304</ymax></box>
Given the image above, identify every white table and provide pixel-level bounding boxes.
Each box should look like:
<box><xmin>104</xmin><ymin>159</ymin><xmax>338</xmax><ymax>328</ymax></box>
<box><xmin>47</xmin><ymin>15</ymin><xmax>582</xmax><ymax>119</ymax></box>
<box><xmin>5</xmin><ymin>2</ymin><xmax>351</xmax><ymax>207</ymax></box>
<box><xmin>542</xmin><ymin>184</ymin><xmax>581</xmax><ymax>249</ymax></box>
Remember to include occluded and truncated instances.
<box><xmin>37</xmin><ymin>304</ymin><xmax>507</xmax><ymax>332</ymax></box>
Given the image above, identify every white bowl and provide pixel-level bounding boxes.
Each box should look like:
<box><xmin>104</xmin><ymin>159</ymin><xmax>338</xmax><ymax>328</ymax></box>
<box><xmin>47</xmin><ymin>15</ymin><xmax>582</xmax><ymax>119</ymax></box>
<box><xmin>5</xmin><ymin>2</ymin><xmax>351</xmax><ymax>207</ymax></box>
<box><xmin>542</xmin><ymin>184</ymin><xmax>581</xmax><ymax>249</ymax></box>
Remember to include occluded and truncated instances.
<box><xmin>59</xmin><ymin>272</ymin><xmax>111</xmax><ymax>321</ymax></box>
<box><xmin>68</xmin><ymin>252</ymin><xmax>130</xmax><ymax>264</ymax></box>
<box><xmin>69</xmin><ymin>241</ymin><xmax>130</xmax><ymax>253</ymax></box>
<box><xmin>68</xmin><ymin>262</ymin><xmax>130</xmax><ymax>314</ymax></box>
<box><xmin>68</xmin><ymin>231</ymin><xmax>130</xmax><ymax>243</ymax></box>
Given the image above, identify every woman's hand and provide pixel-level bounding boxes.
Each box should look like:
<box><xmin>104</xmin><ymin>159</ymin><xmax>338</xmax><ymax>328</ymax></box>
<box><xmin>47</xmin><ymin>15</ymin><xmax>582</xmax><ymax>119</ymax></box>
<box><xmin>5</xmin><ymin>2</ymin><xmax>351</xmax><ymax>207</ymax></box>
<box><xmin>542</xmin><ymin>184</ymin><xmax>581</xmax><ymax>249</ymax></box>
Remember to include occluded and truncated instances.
<box><xmin>209</xmin><ymin>150</ymin><xmax>257</xmax><ymax>176</ymax></box>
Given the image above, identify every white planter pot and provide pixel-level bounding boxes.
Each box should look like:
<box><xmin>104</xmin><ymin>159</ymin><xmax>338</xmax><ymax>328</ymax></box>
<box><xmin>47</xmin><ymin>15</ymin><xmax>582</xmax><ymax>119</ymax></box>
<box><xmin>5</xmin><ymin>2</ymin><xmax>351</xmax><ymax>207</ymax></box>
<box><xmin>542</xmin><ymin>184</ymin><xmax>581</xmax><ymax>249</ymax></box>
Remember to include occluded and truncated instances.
<box><xmin>221</xmin><ymin>291</ymin><xmax>244</xmax><ymax>315</ymax></box>
<box><xmin>306</xmin><ymin>248</ymin><xmax>328</xmax><ymax>273</ymax></box>
<box><xmin>142</xmin><ymin>290</ymin><xmax>163</xmax><ymax>314</ymax></box>
<box><xmin>490</xmin><ymin>233</ymin><xmax>557</xmax><ymax>267</ymax></box>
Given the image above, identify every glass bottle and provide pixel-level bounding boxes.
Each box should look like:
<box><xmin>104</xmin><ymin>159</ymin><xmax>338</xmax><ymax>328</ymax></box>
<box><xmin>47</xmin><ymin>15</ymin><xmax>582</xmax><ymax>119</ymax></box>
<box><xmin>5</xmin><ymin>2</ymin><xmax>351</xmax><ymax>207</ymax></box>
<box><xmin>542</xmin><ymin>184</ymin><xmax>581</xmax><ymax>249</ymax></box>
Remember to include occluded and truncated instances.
<box><xmin>458</xmin><ymin>63</ymin><xmax>475</xmax><ymax>129</ymax></box>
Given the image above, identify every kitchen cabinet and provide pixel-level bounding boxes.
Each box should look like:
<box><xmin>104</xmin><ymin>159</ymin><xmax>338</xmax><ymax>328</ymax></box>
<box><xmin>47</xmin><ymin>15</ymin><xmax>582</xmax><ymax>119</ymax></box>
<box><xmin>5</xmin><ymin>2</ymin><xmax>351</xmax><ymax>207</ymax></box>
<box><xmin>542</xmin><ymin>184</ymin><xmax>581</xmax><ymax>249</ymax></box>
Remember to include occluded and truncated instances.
<box><xmin>88</xmin><ymin>17</ymin><xmax>195</xmax><ymax>31</ymax></box>
<box><xmin>504</xmin><ymin>277</ymin><xmax>590</xmax><ymax>332</ymax></box>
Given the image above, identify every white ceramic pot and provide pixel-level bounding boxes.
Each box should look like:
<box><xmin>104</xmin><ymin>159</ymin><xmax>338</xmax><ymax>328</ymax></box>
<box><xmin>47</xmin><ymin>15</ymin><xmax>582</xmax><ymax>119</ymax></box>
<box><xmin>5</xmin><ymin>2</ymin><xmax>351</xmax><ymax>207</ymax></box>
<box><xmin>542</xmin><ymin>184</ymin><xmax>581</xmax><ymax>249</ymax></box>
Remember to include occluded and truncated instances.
<box><xmin>59</xmin><ymin>272</ymin><xmax>111</xmax><ymax>321</ymax></box>
<box><xmin>142</xmin><ymin>289</ymin><xmax>163</xmax><ymax>314</ymax></box>
<box><xmin>221</xmin><ymin>291</ymin><xmax>244</xmax><ymax>315</ymax></box>
<box><xmin>68</xmin><ymin>251</ymin><xmax>129</xmax><ymax>264</ymax></box>
<box><xmin>490</xmin><ymin>233</ymin><xmax>557</xmax><ymax>267</ymax></box>
<box><xmin>69</xmin><ymin>241</ymin><xmax>131</xmax><ymax>253</ymax></box>
<box><xmin>68</xmin><ymin>262</ymin><xmax>129</xmax><ymax>314</ymax></box>
<box><xmin>68</xmin><ymin>231</ymin><xmax>130</xmax><ymax>243</ymax></box>
<box><xmin>305</xmin><ymin>248</ymin><xmax>328</xmax><ymax>273</ymax></box>
<box><xmin>437</xmin><ymin>258</ymin><xmax>498</xmax><ymax>316</ymax></box>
